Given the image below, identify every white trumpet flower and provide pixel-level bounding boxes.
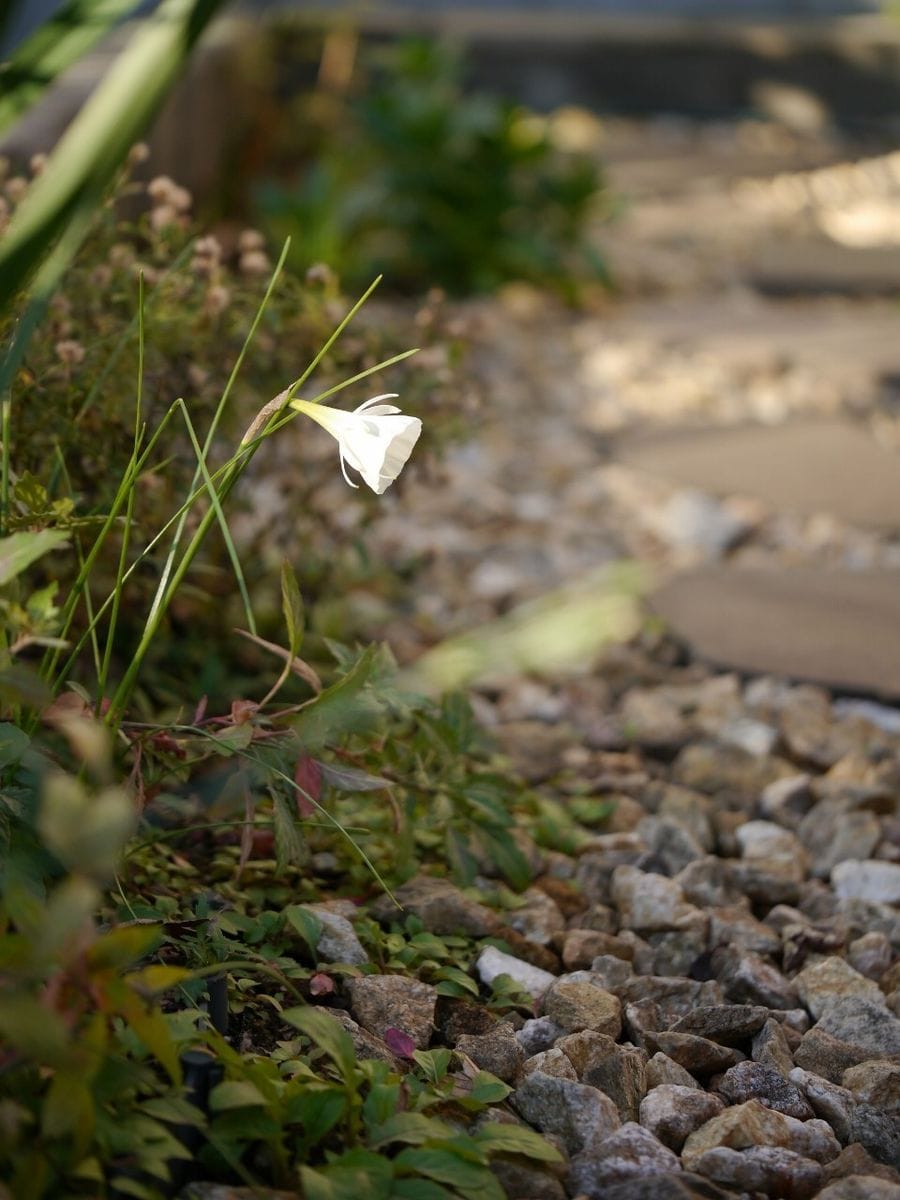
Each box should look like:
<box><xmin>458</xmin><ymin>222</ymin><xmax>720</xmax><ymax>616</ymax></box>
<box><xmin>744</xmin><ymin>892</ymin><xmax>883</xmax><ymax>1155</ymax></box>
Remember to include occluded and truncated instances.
<box><xmin>291</xmin><ymin>394</ymin><xmax>422</xmax><ymax>494</ymax></box>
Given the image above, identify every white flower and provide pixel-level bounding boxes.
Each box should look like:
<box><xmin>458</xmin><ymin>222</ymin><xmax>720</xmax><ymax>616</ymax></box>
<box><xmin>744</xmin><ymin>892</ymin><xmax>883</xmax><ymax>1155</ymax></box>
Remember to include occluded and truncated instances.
<box><xmin>291</xmin><ymin>394</ymin><xmax>422</xmax><ymax>494</ymax></box>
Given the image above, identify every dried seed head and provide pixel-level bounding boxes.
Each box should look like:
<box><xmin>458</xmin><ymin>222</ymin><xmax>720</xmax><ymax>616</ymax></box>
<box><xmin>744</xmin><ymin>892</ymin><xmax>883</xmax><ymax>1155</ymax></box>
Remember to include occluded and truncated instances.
<box><xmin>108</xmin><ymin>243</ymin><xmax>135</xmax><ymax>269</ymax></box>
<box><xmin>305</xmin><ymin>262</ymin><xmax>335</xmax><ymax>287</ymax></box>
<box><xmin>150</xmin><ymin>203</ymin><xmax>179</xmax><ymax>231</ymax></box>
<box><xmin>29</xmin><ymin>153</ymin><xmax>47</xmax><ymax>177</ymax></box>
<box><xmin>239</xmin><ymin>249</ymin><xmax>271</xmax><ymax>277</ymax></box>
<box><xmin>128</xmin><ymin>142</ymin><xmax>150</xmax><ymax>165</ymax></box>
<box><xmin>238</xmin><ymin>228</ymin><xmax>265</xmax><ymax>253</ymax></box>
<box><xmin>5</xmin><ymin>176</ymin><xmax>28</xmax><ymax>203</ymax></box>
<box><xmin>204</xmin><ymin>284</ymin><xmax>231</xmax><ymax>315</ymax></box>
<box><xmin>55</xmin><ymin>340</ymin><xmax>85</xmax><ymax>367</ymax></box>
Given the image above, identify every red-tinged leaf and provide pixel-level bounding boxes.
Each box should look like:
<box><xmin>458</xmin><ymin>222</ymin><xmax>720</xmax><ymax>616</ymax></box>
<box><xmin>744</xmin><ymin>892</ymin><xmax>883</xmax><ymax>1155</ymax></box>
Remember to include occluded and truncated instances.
<box><xmin>237</xmin><ymin>787</ymin><xmax>254</xmax><ymax>880</ymax></box>
<box><xmin>42</xmin><ymin>690</ymin><xmax>91</xmax><ymax>724</ymax></box>
<box><xmin>383</xmin><ymin>1028</ymin><xmax>417</xmax><ymax>1060</ymax></box>
<box><xmin>231</xmin><ymin>698</ymin><xmax>258</xmax><ymax>725</ymax></box>
<box><xmin>309</xmin><ymin>973</ymin><xmax>335</xmax><ymax>997</ymax></box>
<box><xmin>294</xmin><ymin>755</ymin><xmax>322</xmax><ymax>817</ymax></box>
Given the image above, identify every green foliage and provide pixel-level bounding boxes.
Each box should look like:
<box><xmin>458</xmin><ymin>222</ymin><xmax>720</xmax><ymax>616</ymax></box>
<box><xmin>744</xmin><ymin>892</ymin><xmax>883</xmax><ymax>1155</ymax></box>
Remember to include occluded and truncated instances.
<box><xmin>258</xmin><ymin>37</ymin><xmax>609</xmax><ymax>301</ymax></box>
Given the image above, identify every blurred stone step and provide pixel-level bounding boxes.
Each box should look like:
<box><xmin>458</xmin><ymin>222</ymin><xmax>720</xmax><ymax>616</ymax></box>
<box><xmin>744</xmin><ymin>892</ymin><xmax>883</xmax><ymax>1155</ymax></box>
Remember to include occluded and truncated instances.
<box><xmin>750</xmin><ymin>237</ymin><xmax>900</xmax><ymax>294</ymax></box>
<box><xmin>652</xmin><ymin>566</ymin><xmax>900</xmax><ymax>697</ymax></box>
<box><xmin>618</xmin><ymin>419</ymin><xmax>900</xmax><ymax>531</ymax></box>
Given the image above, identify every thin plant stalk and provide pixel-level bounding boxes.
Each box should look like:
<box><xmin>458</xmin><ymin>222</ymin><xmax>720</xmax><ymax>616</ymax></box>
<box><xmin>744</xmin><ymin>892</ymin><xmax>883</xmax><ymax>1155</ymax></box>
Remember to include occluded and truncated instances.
<box><xmin>144</xmin><ymin>239</ymin><xmax>292</xmax><ymax>643</ymax></box>
<box><xmin>172</xmin><ymin>397</ymin><xmax>254</xmax><ymax>632</ymax></box>
<box><xmin>104</xmin><ymin>277</ymin><xmax>404</xmax><ymax>725</ymax></box>
<box><xmin>51</xmin><ymin>338</ymin><xmax>419</xmax><ymax>697</ymax></box>
<box><xmin>97</xmin><ymin>272</ymin><xmax>146</xmax><ymax>710</ymax></box>
<box><xmin>0</xmin><ymin>396</ymin><xmax>10</xmax><ymax>539</ymax></box>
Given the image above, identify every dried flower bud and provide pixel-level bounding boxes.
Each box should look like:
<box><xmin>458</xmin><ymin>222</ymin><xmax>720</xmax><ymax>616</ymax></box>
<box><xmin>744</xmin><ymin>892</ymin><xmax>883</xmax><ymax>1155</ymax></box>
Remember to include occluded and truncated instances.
<box><xmin>108</xmin><ymin>243</ymin><xmax>134</xmax><ymax>269</ymax></box>
<box><xmin>55</xmin><ymin>340</ymin><xmax>85</xmax><ymax>367</ymax></box>
<box><xmin>188</xmin><ymin>364</ymin><xmax>210</xmax><ymax>389</ymax></box>
<box><xmin>147</xmin><ymin>174</ymin><xmax>176</xmax><ymax>204</ymax></box>
<box><xmin>150</xmin><ymin>203</ymin><xmax>179</xmax><ymax>231</ymax></box>
<box><xmin>5</xmin><ymin>176</ymin><xmax>28</xmax><ymax>203</ymax></box>
<box><xmin>29</xmin><ymin>153</ymin><xmax>48</xmax><ymax>177</ymax></box>
<box><xmin>128</xmin><ymin>142</ymin><xmax>150</xmax><ymax>165</ymax></box>
<box><xmin>169</xmin><ymin>184</ymin><xmax>192</xmax><ymax>213</ymax></box>
<box><xmin>238</xmin><ymin>228</ymin><xmax>265</xmax><ymax>253</ymax></box>
<box><xmin>239</xmin><ymin>250</ymin><xmax>271</xmax><ymax>277</ymax></box>
<box><xmin>204</xmin><ymin>284</ymin><xmax>231</xmax><ymax>315</ymax></box>
<box><xmin>194</xmin><ymin>235</ymin><xmax>222</xmax><ymax>261</ymax></box>
<box><xmin>50</xmin><ymin>293</ymin><xmax>72</xmax><ymax>316</ymax></box>
<box><xmin>90</xmin><ymin>265</ymin><xmax>113</xmax><ymax>289</ymax></box>
<box><xmin>305</xmin><ymin>262</ymin><xmax>335</xmax><ymax>287</ymax></box>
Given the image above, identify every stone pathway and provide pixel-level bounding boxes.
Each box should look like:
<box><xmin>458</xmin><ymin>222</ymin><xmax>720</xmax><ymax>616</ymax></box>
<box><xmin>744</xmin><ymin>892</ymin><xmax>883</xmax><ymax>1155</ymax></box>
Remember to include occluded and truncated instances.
<box><xmin>358</xmin><ymin>116</ymin><xmax>900</xmax><ymax>700</ymax></box>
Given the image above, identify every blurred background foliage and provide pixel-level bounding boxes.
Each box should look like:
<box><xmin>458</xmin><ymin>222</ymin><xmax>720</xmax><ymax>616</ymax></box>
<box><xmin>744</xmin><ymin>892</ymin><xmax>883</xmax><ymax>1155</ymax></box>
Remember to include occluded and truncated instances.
<box><xmin>253</xmin><ymin>35</ymin><xmax>611</xmax><ymax>301</ymax></box>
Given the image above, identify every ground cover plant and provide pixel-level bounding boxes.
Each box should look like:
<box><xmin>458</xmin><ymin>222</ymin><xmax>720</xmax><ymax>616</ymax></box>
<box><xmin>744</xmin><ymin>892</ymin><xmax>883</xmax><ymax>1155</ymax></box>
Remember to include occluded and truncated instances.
<box><xmin>255</xmin><ymin>36</ymin><xmax>610</xmax><ymax>303</ymax></box>
<box><xmin>0</xmin><ymin>9</ymin><xmax>638</xmax><ymax>1196</ymax></box>
<box><xmin>0</xmin><ymin>190</ymin><xmax>579</xmax><ymax>1193</ymax></box>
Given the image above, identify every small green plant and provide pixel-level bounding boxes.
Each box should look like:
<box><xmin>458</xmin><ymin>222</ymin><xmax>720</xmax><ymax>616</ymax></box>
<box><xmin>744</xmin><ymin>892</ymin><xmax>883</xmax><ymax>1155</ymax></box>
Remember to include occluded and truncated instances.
<box><xmin>258</xmin><ymin>37</ymin><xmax>609</xmax><ymax>301</ymax></box>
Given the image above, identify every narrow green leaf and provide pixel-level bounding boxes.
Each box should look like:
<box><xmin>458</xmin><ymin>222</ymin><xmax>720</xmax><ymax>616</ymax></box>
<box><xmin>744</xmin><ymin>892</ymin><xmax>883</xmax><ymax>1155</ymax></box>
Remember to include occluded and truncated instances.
<box><xmin>0</xmin><ymin>530</ymin><xmax>68</xmax><ymax>585</ymax></box>
<box><xmin>281</xmin><ymin>559</ymin><xmax>305</xmax><ymax>656</ymax></box>
<box><xmin>282</xmin><ymin>1006</ymin><xmax>357</xmax><ymax>1085</ymax></box>
<box><xmin>0</xmin><ymin>0</ymin><xmax>226</xmax><ymax>310</ymax></box>
<box><xmin>209</xmin><ymin>1079</ymin><xmax>269</xmax><ymax>1111</ymax></box>
<box><xmin>0</xmin><ymin>0</ymin><xmax>138</xmax><ymax>134</ymax></box>
<box><xmin>272</xmin><ymin>792</ymin><xmax>305</xmax><ymax>870</ymax></box>
<box><xmin>473</xmin><ymin>1122</ymin><xmax>562</xmax><ymax>1163</ymax></box>
<box><xmin>284</xmin><ymin>904</ymin><xmax>323</xmax><ymax>956</ymax></box>
<box><xmin>368</xmin><ymin>1111</ymin><xmax>455</xmax><ymax>1149</ymax></box>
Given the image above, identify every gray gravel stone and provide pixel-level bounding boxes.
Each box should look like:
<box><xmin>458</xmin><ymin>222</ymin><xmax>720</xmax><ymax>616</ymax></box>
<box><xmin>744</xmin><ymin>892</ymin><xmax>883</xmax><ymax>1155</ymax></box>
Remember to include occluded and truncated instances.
<box><xmin>795</xmin><ymin>956</ymin><xmax>885</xmax><ymax>1019</ymax></box>
<box><xmin>346</xmin><ymin>975</ymin><xmax>437</xmax><ymax>1049</ymax></box>
<box><xmin>670</xmin><ymin>1004</ymin><xmax>769</xmax><ymax>1045</ymax></box>
<box><xmin>588</xmin><ymin>1175</ymin><xmax>736</xmax><ymax>1199</ymax></box>
<box><xmin>372</xmin><ymin>875</ymin><xmax>498</xmax><ymax>936</ymax></box>
<box><xmin>521</xmin><ymin>1047</ymin><xmax>578</xmax><ymax>1080</ymax></box>
<box><xmin>691</xmin><ymin>1145</ymin><xmax>823</xmax><ymax>1198</ymax></box>
<box><xmin>713</xmin><ymin>945</ymin><xmax>800</xmax><ymax>1009</ymax></box>
<box><xmin>794</xmin><ymin>1026</ymin><xmax>873</xmax><ymax>1083</ymax></box>
<box><xmin>816</xmin><ymin>1178</ymin><xmax>900</xmax><ymax>1199</ymax></box>
<box><xmin>644</xmin><ymin>1031</ymin><xmax>745</xmax><ymax>1076</ymax></box>
<box><xmin>639</xmin><ymin>1084</ymin><xmax>725</xmax><ymax>1152</ymax></box>
<box><xmin>476</xmin><ymin>945</ymin><xmax>556</xmax><ymax>999</ymax></box>
<box><xmin>816</xmin><ymin>996</ymin><xmax>900</xmax><ymax>1056</ymax></box>
<box><xmin>832</xmin><ymin>859</ymin><xmax>900</xmax><ymax>904</ymax></box>
<box><xmin>569</xmin><ymin>1122</ymin><xmax>682</xmax><ymax>1196</ymax></box>
<box><xmin>717</xmin><ymin>1060</ymin><xmax>814</xmax><ymax>1118</ymax></box>
<box><xmin>681</xmin><ymin>1099</ymin><xmax>841</xmax><ymax>1168</ymax></box>
<box><xmin>611</xmin><ymin>866</ymin><xmax>709</xmax><ymax>935</ymax></box>
<box><xmin>647</xmin><ymin>1052</ymin><xmax>704</xmax><ymax>1090</ymax></box>
<box><xmin>455</xmin><ymin>1022</ymin><xmax>524</xmax><ymax>1083</ymax></box>
<box><xmin>556</xmin><ymin>1030</ymin><xmax>648</xmax><ymax>1121</ymax></box>
<box><xmin>799</xmin><ymin>806</ymin><xmax>882</xmax><ymax>879</ymax></box>
<box><xmin>507</xmin><ymin>886</ymin><xmax>566</xmax><ymax>945</ymax></box>
<box><xmin>752</xmin><ymin>1017</ymin><xmax>797</xmax><ymax>1077</ymax></box>
<box><xmin>542</xmin><ymin>979</ymin><xmax>623</xmax><ymax>1036</ymax></box>
<box><xmin>300</xmin><ymin>903</ymin><xmax>369</xmax><ymax>966</ymax></box>
<box><xmin>789</xmin><ymin>1067</ymin><xmax>857</xmax><ymax>1143</ymax></box>
<box><xmin>708</xmin><ymin>905</ymin><xmax>782</xmax><ymax>956</ymax></box>
<box><xmin>516</xmin><ymin>1016</ymin><xmax>565</xmax><ymax>1056</ymax></box>
<box><xmin>847</xmin><ymin>931</ymin><xmax>893</xmax><ymax>980</ymax></box>
<box><xmin>842</xmin><ymin>1060</ymin><xmax>900</xmax><ymax>1116</ymax></box>
<box><xmin>512</xmin><ymin>1070</ymin><xmax>620</xmax><ymax>1157</ymax></box>
<box><xmin>676</xmin><ymin>857</ymin><xmax>745</xmax><ymax>908</ymax></box>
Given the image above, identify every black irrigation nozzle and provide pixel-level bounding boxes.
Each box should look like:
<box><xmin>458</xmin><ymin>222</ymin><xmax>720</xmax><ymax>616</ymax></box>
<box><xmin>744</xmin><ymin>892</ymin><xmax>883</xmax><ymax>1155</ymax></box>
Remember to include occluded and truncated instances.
<box><xmin>166</xmin><ymin>1048</ymin><xmax>224</xmax><ymax>1193</ymax></box>
<box><xmin>206</xmin><ymin>971</ymin><xmax>229</xmax><ymax>1036</ymax></box>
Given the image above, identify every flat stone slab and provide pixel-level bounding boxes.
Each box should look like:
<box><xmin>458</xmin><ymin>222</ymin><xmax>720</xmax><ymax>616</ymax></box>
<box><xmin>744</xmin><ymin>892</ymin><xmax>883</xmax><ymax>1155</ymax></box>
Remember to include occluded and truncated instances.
<box><xmin>651</xmin><ymin>567</ymin><xmax>900</xmax><ymax>697</ymax></box>
<box><xmin>619</xmin><ymin>420</ymin><xmax>900</xmax><ymax>531</ymax></box>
